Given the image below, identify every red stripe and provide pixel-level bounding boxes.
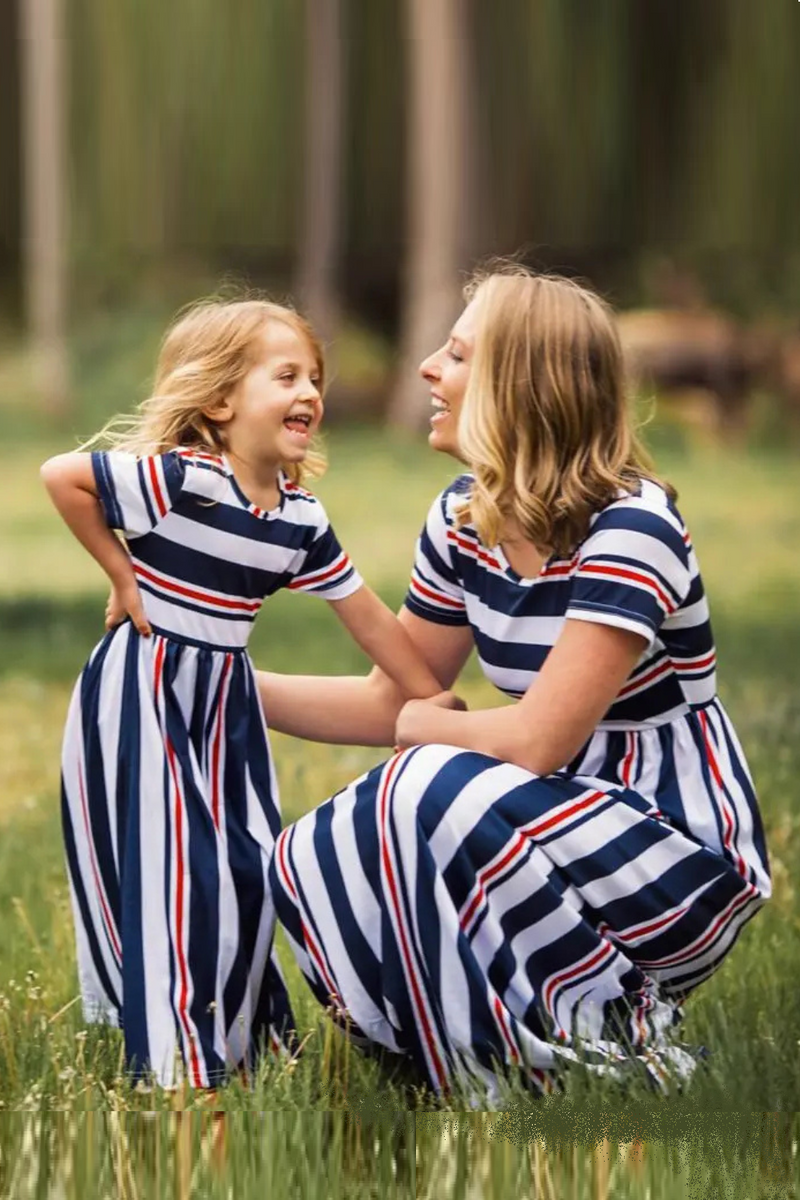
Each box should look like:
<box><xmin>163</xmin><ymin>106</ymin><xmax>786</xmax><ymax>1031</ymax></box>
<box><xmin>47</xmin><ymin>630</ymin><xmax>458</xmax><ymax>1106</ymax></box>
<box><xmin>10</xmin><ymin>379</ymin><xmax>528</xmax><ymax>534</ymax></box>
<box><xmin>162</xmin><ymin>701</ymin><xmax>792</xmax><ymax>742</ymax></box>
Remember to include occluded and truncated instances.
<box><xmin>133</xmin><ymin>562</ymin><xmax>262</xmax><ymax>613</ymax></box>
<box><xmin>676</xmin><ymin>650</ymin><xmax>716</xmax><ymax>671</ymax></box>
<box><xmin>601</xmin><ymin>904</ymin><xmax>689</xmax><ymax>946</ymax></box>
<box><xmin>446</xmin><ymin>530</ymin><xmax>501</xmax><ymax>570</ymax></box>
<box><xmin>636</xmin><ymin>885</ymin><xmax>755</xmax><ymax>970</ymax></box>
<box><xmin>699</xmin><ymin>712</ymin><xmax>748</xmax><ymax>878</ymax></box>
<box><xmin>522</xmin><ymin>789</ymin><xmax>606</xmax><ymax>840</ymax></box>
<box><xmin>460</xmin><ymin>834</ymin><xmax>528</xmax><ymax>930</ymax></box>
<box><xmin>147</xmin><ymin>457</ymin><xmax>168</xmax><ymax>519</ymax></box>
<box><xmin>410</xmin><ymin>577</ymin><xmax>465</xmax><ymax>610</ymax></box>
<box><xmin>543</xmin><ymin>940</ymin><xmax>615</xmax><ymax>1014</ymax></box>
<box><xmin>276</xmin><ymin>832</ymin><xmax>340</xmax><ymax>1001</ymax></box>
<box><xmin>493</xmin><ymin>996</ymin><xmax>520</xmax><ymax>1064</ymax></box>
<box><xmin>580</xmin><ymin>562</ymin><xmax>674</xmax><ymax>611</ymax></box>
<box><xmin>210</xmin><ymin>655</ymin><xmax>233</xmax><ymax>831</ymax></box>
<box><xmin>621</xmin><ymin>732</ymin><xmax>636</xmax><ymax>786</ymax></box>
<box><xmin>379</xmin><ymin>755</ymin><xmax>448</xmax><ymax>1090</ymax></box>
<box><xmin>77</xmin><ymin>763</ymin><xmax>122</xmax><ymax>963</ymax></box>
<box><xmin>618</xmin><ymin>659</ymin><xmax>672</xmax><ymax>699</ymax></box>
<box><xmin>287</xmin><ymin>553</ymin><xmax>350</xmax><ymax>591</ymax></box>
<box><xmin>176</xmin><ymin>449</ymin><xmax>222</xmax><ymax>464</ymax></box>
<box><xmin>166</xmin><ymin>736</ymin><xmax>204</xmax><ymax>1088</ymax></box>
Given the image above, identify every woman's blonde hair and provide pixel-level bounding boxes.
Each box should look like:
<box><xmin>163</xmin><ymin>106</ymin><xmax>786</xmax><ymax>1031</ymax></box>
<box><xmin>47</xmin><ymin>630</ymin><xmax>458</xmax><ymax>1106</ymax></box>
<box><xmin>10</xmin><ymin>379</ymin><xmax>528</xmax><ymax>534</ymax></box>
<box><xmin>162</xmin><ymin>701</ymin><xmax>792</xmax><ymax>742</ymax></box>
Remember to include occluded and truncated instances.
<box><xmin>86</xmin><ymin>297</ymin><xmax>327</xmax><ymax>484</ymax></box>
<box><xmin>455</xmin><ymin>264</ymin><xmax>673</xmax><ymax>557</ymax></box>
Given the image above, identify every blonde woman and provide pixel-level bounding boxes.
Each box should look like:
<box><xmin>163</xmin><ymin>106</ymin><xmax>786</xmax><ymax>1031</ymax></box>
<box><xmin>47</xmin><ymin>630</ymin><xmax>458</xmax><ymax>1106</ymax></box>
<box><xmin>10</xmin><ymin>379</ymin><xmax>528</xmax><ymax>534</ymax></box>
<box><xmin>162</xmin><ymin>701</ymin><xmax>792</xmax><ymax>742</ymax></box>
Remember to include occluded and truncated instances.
<box><xmin>40</xmin><ymin>298</ymin><xmax>450</xmax><ymax>1090</ymax></box>
<box><xmin>259</xmin><ymin>265</ymin><xmax>771</xmax><ymax>1099</ymax></box>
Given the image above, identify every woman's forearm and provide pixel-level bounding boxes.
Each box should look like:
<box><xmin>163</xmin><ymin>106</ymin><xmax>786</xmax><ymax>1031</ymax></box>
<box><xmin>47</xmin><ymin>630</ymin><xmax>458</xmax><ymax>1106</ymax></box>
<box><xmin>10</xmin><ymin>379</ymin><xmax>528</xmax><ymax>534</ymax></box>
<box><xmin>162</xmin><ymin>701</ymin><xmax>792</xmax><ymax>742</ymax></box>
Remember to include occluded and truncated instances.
<box><xmin>257</xmin><ymin>670</ymin><xmax>403</xmax><ymax>745</ymax></box>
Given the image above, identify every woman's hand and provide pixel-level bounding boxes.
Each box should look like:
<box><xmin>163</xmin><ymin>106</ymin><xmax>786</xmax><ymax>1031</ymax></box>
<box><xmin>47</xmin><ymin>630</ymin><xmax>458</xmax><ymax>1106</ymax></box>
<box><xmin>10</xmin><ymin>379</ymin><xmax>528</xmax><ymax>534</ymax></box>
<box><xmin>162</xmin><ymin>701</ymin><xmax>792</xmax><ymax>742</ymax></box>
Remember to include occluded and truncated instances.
<box><xmin>395</xmin><ymin>691</ymin><xmax>467</xmax><ymax>749</ymax></box>
<box><xmin>104</xmin><ymin>579</ymin><xmax>152</xmax><ymax>637</ymax></box>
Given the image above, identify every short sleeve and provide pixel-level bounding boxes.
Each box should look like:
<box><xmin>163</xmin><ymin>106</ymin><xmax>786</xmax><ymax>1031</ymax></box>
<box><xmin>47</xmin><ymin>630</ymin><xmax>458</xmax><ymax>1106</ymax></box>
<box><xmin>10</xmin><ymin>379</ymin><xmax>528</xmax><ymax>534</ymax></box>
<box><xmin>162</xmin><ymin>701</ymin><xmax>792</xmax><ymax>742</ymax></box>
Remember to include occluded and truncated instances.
<box><xmin>566</xmin><ymin>498</ymin><xmax>692</xmax><ymax>647</ymax></box>
<box><xmin>91</xmin><ymin>450</ymin><xmax>186</xmax><ymax>538</ymax></box>
<box><xmin>404</xmin><ymin>490</ymin><xmax>469</xmax><ymax>626</ymax></box>
<box><xmin>286</xmin><ymin>505</ymin><xmax>363</xmax><ymax>600</ymax></box>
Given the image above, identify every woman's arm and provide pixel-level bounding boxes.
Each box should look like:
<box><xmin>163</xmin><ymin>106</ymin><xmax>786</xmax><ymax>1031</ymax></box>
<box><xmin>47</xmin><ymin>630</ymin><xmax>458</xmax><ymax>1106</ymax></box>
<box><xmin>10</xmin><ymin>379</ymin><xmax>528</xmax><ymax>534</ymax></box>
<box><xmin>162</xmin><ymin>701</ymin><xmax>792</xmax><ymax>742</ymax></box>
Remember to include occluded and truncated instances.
<box><xmin>40</xmin><ymin>452</ymin><xmax>152</xmax><ymax>636</ymax></box>
<box><xmin>395</xmin><ymin>619</ymin><xmax>648</xmax><ymax>775</ymax></box>
<box><xmin>257</xmin><ymin>607</ymin><xmax>474</xmax><ymax>744</ymax></box>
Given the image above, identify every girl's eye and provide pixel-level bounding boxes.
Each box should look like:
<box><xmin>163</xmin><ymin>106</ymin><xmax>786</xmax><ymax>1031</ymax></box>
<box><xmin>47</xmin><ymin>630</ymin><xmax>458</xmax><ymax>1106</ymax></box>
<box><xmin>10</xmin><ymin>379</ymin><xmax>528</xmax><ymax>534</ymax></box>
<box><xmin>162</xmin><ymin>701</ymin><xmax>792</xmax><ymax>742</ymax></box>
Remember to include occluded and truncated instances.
<box><xmin>279</xmin><ymin>372</ymin><xmax>296</xmax><ymax>382</ymax></box>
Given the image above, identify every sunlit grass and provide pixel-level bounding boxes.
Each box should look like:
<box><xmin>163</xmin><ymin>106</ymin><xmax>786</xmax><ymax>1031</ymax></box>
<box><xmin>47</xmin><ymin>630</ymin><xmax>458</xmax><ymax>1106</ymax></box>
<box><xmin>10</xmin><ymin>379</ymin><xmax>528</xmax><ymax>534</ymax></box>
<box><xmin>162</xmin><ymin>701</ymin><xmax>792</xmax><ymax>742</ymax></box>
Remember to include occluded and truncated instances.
<box><xmin>1</xmin><ymin>315</ymin><xmax>799</xmax><ymax>1188</ymax></box>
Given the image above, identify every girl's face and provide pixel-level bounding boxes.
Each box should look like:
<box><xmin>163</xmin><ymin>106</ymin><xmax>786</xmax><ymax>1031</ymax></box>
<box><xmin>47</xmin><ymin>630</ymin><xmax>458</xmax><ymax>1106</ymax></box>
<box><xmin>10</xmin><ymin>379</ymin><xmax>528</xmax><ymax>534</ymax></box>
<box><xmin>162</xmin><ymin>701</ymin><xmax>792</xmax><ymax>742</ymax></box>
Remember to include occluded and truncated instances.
<box><xmin>419</xmin><ymin>299</ymin><xmax>478</xmax><ymax>458</ymax></box>
<box><xmin>215</xmin><ymin>323</ymin><xmax>323</xmax><ymax>469</ymax></box>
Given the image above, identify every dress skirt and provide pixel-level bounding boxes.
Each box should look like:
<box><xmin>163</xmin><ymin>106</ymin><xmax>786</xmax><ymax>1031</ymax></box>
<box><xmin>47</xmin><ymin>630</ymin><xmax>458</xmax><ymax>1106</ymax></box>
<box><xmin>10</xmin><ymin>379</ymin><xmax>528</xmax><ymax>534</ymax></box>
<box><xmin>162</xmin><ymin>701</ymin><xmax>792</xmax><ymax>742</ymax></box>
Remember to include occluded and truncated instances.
<box><xmin>61</xmin><ymin>624</ymin><xmax>293</xmax><ymax>1088</ymax></box>
<box><xmin>271</xmin><ymin>704</ymin><xmax>770</xmax><ymax>1097</ymax></box>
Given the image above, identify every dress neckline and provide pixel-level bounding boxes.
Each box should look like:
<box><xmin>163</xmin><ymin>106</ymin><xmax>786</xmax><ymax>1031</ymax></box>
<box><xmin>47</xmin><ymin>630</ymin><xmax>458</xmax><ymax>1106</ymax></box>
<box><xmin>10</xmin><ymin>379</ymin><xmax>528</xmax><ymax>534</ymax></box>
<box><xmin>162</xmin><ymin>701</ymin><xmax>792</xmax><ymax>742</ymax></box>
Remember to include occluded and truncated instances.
<box><xmin>221</xmin><ymin>455</ymin><xmax>286</xmax><ymax>521</ymax></box>
<box><xmin>493</xmin><ymin>541</ymin><xmax>555</xmax><ymax>586</ymax></box>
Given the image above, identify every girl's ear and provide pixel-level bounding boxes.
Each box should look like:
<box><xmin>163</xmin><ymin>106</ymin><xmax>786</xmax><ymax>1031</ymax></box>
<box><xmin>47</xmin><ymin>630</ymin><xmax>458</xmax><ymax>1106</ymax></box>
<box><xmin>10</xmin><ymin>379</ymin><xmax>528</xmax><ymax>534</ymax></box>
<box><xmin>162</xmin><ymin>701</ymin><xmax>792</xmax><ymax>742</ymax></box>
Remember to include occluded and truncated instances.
<box><xmin>202</xmin><ymin>394</ymin><xmax>234</xmax><ymax>424</ymax></box>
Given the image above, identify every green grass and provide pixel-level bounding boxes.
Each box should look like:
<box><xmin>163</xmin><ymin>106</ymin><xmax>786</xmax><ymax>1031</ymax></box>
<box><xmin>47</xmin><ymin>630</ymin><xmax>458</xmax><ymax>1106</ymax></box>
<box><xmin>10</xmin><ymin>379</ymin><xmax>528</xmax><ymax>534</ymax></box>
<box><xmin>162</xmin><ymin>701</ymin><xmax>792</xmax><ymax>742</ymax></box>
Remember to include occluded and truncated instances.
<box><xmin>1</xmin><ymin>318</ymin><xmax>799</xmax><ymax>1192</ymax></box>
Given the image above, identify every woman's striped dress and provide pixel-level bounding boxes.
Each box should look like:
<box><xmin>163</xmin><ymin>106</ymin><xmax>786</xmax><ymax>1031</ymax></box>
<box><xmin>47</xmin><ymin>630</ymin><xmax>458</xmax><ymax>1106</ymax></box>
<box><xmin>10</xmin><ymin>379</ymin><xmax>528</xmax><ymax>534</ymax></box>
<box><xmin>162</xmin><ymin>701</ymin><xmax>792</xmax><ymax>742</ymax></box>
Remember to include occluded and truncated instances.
<box><xmin>61</xmin><ymin>448</ymin><xmax>362</xmax><ymax>1087</ymax></box>
<box><xmin>271</xmin><ymin>475</ymin><xmax>771</xmax><ymax>1098</ymax></box>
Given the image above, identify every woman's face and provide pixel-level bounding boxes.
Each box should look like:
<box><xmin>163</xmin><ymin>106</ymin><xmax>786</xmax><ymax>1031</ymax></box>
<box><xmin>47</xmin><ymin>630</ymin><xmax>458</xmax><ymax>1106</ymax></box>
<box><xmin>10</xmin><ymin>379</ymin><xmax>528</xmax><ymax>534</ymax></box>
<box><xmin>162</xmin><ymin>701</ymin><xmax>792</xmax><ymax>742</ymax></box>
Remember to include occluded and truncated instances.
<box><xmin>419</xmin><ymin>299</ymin><xmax>478</xmax><ymax>457</ymax></box>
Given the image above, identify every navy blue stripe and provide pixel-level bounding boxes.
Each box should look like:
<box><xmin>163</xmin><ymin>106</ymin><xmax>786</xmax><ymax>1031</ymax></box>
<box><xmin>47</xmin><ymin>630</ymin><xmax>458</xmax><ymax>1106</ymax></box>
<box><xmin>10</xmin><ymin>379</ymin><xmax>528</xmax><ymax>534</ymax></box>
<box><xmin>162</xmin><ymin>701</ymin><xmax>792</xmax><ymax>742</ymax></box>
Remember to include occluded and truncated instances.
<box><xmin>136</xmin><ymin>459</ymin><xmax>158</xmax><ymax>529</ymax></box>
<box><xmin>91</xmin><ymin>451</ymin><xmax>125</xmax><ymax>530</ymax></box>
<box><xmin>117</xmin><ymin>630</ymin><xmax>149</xmax><ymax>1075</ymax></box>
<box><xmin>61</xmin><ymin>776</ymin><xmax>121</xmax><ymax>1011</ymax></box>
<box><xmin>136</xmin><ymin>578</ymin><xmax>258</xmax><ymax>624</ymax></box>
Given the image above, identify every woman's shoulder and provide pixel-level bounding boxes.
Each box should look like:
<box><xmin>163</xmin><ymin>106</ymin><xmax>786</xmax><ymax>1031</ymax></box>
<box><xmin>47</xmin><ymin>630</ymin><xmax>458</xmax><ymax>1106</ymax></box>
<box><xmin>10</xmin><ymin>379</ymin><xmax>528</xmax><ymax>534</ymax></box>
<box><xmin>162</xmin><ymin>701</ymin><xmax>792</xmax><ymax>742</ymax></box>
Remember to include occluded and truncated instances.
<box><xmin>588</xmin><ymin>478</ymin><xmax>688</xmax><ymax>542</ymax></box>
<box><xmin>437</xmin><ymin>473</ymin><xmax>474</xmax><ymax>517</ymax></box>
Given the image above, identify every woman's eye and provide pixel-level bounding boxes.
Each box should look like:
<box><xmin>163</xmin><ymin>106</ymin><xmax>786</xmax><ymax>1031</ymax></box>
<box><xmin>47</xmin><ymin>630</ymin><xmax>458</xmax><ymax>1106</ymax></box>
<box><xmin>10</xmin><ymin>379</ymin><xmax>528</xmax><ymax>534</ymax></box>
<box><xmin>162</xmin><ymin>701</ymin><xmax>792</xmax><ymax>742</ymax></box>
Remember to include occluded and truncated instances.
<box><xmin>447</xmin><ymin>349</ymin><xmax>463</xmax><ymax>364</ymax></box>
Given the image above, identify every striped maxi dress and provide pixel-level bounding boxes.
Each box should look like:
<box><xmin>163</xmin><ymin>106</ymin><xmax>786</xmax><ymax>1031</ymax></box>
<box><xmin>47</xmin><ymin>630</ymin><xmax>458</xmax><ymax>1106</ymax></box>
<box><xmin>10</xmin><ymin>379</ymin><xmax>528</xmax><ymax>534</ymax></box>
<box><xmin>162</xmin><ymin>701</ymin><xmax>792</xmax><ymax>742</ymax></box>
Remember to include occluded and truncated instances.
<box><xmin>271</xmin><ymin>475</ymin><xmax>771</xmax><ymax>1098</ymax></box>
<box><xmin>60</xmin><ymin>448</ymin><xmax>363</xmax><ymax>1087</ymax></box>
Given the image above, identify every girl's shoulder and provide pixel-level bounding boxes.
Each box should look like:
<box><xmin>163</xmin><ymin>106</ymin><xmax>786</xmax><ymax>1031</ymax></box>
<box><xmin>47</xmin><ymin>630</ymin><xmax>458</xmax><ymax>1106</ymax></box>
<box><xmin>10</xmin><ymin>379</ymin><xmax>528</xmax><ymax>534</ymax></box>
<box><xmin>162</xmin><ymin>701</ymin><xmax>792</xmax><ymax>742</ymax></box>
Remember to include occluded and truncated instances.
<box><xmin>170</xmin><ymin>447</ymin><xmax>229</xmax><ymax>500</ymax></box>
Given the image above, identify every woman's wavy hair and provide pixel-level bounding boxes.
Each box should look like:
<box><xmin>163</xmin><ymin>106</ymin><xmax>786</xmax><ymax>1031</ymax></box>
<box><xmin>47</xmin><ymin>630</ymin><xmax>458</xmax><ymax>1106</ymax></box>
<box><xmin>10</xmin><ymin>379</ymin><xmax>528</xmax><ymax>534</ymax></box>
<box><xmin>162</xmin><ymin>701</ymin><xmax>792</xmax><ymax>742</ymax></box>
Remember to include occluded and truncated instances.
<box><xmin>455</xmin><ymin>263</ymin><xmax>674</xmax><ymax>556</ymax></box>
<box><xmin>84</xmin><ymin>296</ymin><xmax>327</xmax><ymax>484</ymax></box>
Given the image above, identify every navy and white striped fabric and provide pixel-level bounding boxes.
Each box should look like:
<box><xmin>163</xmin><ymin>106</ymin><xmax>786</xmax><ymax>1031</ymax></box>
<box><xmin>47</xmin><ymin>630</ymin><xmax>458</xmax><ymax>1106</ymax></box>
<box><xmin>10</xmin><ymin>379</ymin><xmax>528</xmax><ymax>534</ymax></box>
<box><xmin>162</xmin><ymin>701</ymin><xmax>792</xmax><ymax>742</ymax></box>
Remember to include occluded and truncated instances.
<box><xmin>271</xmin><ymin>475</ymin><xmax>771</xmax><ymax>1098</ymax></box>
<box><xmin>61</xmin><ymin>449</ymin><xmax>362</xmax><ymax>1087</ymax></box>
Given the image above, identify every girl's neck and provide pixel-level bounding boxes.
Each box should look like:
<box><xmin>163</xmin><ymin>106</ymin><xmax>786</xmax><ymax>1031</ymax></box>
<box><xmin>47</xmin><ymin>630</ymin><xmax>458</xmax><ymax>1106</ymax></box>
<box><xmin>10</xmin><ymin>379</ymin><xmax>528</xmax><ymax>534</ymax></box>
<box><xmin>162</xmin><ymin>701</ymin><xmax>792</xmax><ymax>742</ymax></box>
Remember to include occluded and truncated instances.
<box><xmin>224</xmin><ymin>448</ymin><xmax>281</xmax><ymax>509</ymax></box>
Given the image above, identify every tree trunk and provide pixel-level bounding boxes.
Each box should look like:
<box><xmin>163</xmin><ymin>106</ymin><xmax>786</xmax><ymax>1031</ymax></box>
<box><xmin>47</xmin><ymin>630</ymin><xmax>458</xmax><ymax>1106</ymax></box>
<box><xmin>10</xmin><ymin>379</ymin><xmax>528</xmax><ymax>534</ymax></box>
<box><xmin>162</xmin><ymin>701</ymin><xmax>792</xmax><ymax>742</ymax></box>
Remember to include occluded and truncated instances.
<box><xmin>296</xmin><ymin>0</ymin><xmax>346</xmax><ymax>352</ymax></box>
<box><xmin>387</xmin><ymin>0</ymin><xmax>471</xmax><ymax>430</ymax></box>
<box><xmin>20</xmin><ymin>0</ymin><xmax>69</xmax><ymax>414</ymax></box>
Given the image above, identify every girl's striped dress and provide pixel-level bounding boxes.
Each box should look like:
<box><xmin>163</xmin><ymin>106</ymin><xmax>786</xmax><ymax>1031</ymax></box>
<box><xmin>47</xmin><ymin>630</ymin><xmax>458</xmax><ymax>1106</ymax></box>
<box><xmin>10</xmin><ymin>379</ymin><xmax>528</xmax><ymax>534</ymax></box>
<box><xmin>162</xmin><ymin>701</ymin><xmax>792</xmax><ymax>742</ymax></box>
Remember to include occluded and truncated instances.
<box><xmin>271</xmin><ymin>475</ymin><xmax>771</xmax><ymax>1098</ymax></box>
<box><xmin>61</xmin><ymin>448</ymin><xmax>362</xmax><ymax>1088</ymax></box>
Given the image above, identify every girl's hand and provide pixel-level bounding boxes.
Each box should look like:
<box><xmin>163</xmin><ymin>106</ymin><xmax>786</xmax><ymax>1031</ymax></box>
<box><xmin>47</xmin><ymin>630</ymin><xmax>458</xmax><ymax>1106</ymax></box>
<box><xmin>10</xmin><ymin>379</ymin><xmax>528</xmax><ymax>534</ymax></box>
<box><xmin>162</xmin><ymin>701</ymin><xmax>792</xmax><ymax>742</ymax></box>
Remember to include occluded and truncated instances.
<box><xmin>395</xmin><ymin>692</ymin><xmax>467</xmax><ymax>749</ymax></box>
<box><xmin>105</xmin><ymin>579</ymin><xmax>152</xmax><ymax>637</ymax></box>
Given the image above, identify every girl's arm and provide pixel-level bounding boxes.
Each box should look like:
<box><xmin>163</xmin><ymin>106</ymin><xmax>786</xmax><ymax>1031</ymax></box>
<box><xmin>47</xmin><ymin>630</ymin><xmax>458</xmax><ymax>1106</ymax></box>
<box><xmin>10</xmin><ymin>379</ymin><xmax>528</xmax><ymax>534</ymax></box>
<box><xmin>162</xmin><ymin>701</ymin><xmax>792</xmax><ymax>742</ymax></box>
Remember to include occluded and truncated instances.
<box><xmin>395</xmin><ymin>619</ymin><xmax>648</xmax><ymax>775</ymax></box>
<box><xmin>328</xmin><ymin>585</ymin><xmax>456</xmax><ymax>701</ymax></box>
<box><xmin>40</xmin><ymin>452</ymin><xmax>152</xmax><ymax>636</ymax></box>
<box><xmin>258</xmin><ymin>606</ymin><xmax>474</xmax><ymax>745</ymax></box>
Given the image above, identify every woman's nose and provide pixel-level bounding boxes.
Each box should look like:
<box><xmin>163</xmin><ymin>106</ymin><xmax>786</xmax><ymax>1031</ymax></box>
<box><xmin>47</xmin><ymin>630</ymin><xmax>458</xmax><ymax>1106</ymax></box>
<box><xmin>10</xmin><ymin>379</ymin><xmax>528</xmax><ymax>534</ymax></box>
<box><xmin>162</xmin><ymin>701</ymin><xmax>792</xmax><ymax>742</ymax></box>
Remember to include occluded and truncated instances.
<box><xmin>419</xmin><ymin>350</ymin><xmax>441</xmax><ymax>380</ymax></box>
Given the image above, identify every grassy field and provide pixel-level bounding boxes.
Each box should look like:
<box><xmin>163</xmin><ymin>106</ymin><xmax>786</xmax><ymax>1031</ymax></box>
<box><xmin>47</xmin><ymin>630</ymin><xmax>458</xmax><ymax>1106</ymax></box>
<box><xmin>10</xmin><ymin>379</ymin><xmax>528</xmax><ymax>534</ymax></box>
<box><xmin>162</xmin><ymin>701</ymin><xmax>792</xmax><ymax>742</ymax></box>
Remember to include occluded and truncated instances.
<box><xmin>0</xmin><ymin>328</ymin><xmax>799</xmax><ymax>1192</ymax></box>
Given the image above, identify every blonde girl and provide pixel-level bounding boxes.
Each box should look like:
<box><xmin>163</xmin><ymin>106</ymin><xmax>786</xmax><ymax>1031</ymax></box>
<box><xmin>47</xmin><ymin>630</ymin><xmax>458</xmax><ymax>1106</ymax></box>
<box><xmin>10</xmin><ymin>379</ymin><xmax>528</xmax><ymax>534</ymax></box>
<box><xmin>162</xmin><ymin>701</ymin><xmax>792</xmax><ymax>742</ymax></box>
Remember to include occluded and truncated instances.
<box><xmin>41</xmin><ymin>297</ymin><xmax>450</xmax><ymax>1089</ymax></box>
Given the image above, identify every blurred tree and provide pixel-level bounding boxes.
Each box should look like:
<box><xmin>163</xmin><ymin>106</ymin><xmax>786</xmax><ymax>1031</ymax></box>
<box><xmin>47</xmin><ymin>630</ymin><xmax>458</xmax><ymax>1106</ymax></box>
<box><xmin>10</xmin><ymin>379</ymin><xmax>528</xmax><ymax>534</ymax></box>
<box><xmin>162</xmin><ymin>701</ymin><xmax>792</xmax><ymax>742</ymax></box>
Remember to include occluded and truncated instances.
<box><xmin>0</xmin><ymin>2</ymin><xmax>21</xmax><ymax>316</ymax></box>
<box><xmin>387</xmin><ymin>0</ymin><xmax>473</xmax><ymax>430</ymax></box>
<box><xmin>296</xmin><ymin>0</ymin><xmax>346</xmax><ymax>351</ymax></box>
<box><xmin>20</xmin><ymin>0</ymin><xmax>69</xmax><ymax>411</ymax></box>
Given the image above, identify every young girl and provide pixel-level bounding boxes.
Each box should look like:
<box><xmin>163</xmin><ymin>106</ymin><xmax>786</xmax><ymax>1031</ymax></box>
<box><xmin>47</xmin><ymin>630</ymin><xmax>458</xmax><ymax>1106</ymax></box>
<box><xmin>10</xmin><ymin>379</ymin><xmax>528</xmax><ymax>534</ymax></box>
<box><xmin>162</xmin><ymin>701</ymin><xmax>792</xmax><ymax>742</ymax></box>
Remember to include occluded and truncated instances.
<box><xmin>41</xmin><ymin>297</ymin><xmax>450</xmax><ymax>1089</ymax></box>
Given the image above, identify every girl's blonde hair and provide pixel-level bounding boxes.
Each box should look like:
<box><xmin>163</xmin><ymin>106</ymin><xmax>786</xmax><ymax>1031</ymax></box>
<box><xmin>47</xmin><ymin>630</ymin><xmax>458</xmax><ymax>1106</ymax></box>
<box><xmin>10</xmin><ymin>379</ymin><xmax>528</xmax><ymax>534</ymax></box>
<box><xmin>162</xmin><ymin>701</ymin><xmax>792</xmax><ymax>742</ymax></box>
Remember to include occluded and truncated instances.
<box><xmin>87</xmin><ymin>297</ymin><xmax>327</xmax><ymax>484</ymax></box>
<box><xmin>455</xmin><ymin>264</ymin><xmax>674</xmax><ymax>557</ymax></box>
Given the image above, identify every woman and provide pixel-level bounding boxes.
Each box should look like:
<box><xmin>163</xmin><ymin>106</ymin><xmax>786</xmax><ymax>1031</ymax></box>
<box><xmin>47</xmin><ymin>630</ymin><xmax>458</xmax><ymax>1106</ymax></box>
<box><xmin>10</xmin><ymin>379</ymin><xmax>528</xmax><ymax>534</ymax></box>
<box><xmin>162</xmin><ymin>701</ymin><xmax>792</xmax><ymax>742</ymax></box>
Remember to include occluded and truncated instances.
<box><xmin>258</xmin><ymin>265</ymin><xmax>771</xmax><ymax>1098</ymax></box>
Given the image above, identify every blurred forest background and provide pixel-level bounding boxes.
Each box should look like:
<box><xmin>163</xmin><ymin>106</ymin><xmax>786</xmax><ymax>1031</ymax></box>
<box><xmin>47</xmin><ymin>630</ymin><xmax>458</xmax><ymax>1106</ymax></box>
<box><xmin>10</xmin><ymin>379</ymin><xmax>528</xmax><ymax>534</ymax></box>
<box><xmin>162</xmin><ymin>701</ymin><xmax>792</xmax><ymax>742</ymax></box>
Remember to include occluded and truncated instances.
<box><xmin>0</xmin><ymin>0</ymin><xmax>800</xmax><ymax>1159</ymax></box>
<box><xmin>3</xmin><ymin>0</ymin><xmax>800</xmax><ymax>434</ymax></box>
